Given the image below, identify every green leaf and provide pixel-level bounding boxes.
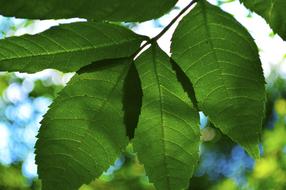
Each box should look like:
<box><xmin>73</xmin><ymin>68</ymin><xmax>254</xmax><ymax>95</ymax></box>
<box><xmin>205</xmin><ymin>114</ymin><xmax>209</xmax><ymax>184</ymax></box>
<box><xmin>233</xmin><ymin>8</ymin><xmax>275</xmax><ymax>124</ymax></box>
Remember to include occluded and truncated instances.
<box><xmin>0</xmin><ymin>0</ymin><xmax>177</xmax><ymax>22</ymax></box>
<box><xmin>133</xmin><ymin>44</ymin><xmax>200</xmax><ymax>190</ymax></box>
<box><xmin>123</xmin><ymin>63</ymin><xmax>143</xmax><ymax>139</ymax></box>
<box><xmin>0</xmin><ymin>22</ymin><xmax>145</xmax><ymax>73</ymax></box>
<box><xmin>171</xmin><ymin>0</ymin><xmax>265</xmax><ymax>158</ymax></box>
<box><xmin>35</xmin><ymin>58</ymin><xmax>130</xmax><ymax>190</ymax></box>
<box><xmin>240</xmin><ymin>0</ymin><xmax>286</xmax><ymax>40</ymax></box>
<box><xmin>171</xmin><ymin>59</ymin><xmax>198</xmax><ymax>110</ymax></box>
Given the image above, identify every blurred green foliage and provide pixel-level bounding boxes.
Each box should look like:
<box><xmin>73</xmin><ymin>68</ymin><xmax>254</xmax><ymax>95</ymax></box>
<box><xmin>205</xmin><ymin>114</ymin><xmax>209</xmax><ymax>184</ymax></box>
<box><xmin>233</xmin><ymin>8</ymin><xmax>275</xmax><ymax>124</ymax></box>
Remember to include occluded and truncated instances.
<box><xmin>0</xmin><ymin>163</ymin><xmax>40</xmax><ymax>190</ymax></box>
<box><xmin>210</xmin><ymin>98</ymin><xmax>286</xmax><ymax>190</ymax></box>
<box><xmin>29</xmin><ymin>79</ymin><xmax>63</xmax><ymax>99</ymax></box>
<box><xmin>247</xmin><ymin>99</ymin><xmax>286</xmax><ymax>190</ymax></box>
<box><xmin>0</xmin><ymin>163</ymin><xmax>28</xmax><ymax>190</ymax></box>
<box><xmin>80</xmin><ymin>146</ymin><xmax>155</xmax><ymax>190</ymax></box>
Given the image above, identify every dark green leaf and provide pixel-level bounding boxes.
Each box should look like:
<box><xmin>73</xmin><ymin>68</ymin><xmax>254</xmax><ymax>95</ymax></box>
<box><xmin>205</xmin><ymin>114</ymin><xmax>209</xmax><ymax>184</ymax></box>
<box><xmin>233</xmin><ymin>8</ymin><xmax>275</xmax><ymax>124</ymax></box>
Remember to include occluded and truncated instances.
<box><xmin>123</xmin><ymin>63</ymin><xmax>142</xmax><ymax>139</ymax></box>
<box><xmin>171</xmin><ymin>0</ymin><xmax>265</xmax><ymax>158</ymax></box>
<box><xmin>133</xmin><ymin>44</ymin><xmax>200</xmax><ymax>190</ymax></box>
<box><xmin>0</xmin><ymin>22</ymin><xmax>145</xmax><ymax>73</ymax></box>
<box><xmin>240</xmin><ymin>0</ymin><xmax>286</xmax><ymax>40</ymax></box>
<box><xmin>0</xmin><ymin>0</ymin><xmax>177</xmax><ymax>22</ymax></box>
<box><xmin>35</xmin><ymin>58</ymin><xmax>130</xmax><ymax>190</ymax></box>
<box><xmin>171</xmin><ymin>59</ymin><xmax>199</xmax><ymax>110</ymax></box>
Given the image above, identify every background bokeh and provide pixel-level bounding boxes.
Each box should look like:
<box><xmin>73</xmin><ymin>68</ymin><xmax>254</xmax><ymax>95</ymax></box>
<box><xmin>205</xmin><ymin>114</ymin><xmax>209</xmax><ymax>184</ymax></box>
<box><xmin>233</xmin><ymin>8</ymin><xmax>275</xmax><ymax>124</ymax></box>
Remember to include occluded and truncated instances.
<box><xmin>0</xmin><ymin>0</ymin><xmax>285</xmax><ymax>189</ymax></box>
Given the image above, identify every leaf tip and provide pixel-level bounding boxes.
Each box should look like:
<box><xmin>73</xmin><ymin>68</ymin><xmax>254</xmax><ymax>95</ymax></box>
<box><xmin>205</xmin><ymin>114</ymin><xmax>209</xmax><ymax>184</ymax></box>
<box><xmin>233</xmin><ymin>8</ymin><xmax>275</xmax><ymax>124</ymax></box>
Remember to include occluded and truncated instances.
<box><xmin>245</xmin><ymin>144</ymin><xmax>261</xmax><ymax>160</ymax></box>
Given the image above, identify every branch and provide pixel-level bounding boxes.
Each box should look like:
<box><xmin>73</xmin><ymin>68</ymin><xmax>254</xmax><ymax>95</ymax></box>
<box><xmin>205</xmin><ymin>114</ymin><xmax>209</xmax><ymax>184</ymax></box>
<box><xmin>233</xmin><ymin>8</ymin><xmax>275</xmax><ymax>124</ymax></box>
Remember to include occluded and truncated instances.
<box><xmin>131</xmin><ymin>0</ymin><xmax>197</xmax><ymax>59</ymax></box>
<box><xmin>152</xmin><ymin>0</ymin><xmax>197</xmax><ymax>42</ymax></box>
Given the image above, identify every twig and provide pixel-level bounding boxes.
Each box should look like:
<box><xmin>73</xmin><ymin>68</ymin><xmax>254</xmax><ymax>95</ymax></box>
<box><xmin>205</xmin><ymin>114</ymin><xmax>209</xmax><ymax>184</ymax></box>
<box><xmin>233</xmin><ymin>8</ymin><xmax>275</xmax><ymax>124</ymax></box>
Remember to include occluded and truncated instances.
<box><xmin>152</xmin><ymin>0</ymin><xmax>197</xmax><ymax>42</ymax></box>
<box><xmin>131</xmin><ymin>0</ymin><xmax>197</xmax><ymax>59</ymax></box>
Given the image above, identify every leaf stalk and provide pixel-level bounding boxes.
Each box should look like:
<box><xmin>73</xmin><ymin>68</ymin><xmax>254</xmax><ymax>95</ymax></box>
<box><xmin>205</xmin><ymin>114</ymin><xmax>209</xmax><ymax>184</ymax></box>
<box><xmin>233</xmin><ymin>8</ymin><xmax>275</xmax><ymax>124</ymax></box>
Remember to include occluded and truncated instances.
<box><xmin>131</xmin><ymin>0</ymin><xmax>197</xmax><ymax>59</ymax></box>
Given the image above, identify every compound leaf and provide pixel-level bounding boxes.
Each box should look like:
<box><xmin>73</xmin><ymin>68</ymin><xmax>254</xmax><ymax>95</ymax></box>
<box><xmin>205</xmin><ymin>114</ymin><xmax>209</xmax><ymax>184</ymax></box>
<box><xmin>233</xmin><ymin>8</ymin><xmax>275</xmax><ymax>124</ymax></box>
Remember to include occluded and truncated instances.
<box><xmin>240</xmin><ymin>0</ymin><xmax>286</xmax><ymax>40</ymax></box>
<box><xmin>35</xmin><ymin>58</ymin><xmax>130</xmax><ymax>190</ymax></box>
<box><xmin>133</xmin><ymin>44</ymin><xmax>200</xmax><ymax>190</ymax></box>
<box><xmin>171</xmin><ymin>0</ymin><xmax>265</xmax><ymax>158</ymax></box>
<box><xmin>0</xmin><ymin>22</ymin><xmax>145</xmax><ymax>73</ymax></box>
<box><xmin>0</xmin><ymin>0</ymin><xmax>177</xmax><ymax>22</ymax></box>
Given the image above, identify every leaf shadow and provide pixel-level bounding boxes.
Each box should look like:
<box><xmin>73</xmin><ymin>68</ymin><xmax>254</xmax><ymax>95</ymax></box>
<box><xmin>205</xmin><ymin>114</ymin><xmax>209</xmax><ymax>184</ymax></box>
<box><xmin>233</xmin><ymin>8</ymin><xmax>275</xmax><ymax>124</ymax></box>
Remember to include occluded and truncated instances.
<box><xmin>170</xmin><ymin>58</ymin><xmax>199</xmax><ymax>110</ymax></box>
<box><xmin>122</xmin><ymin>63</ymin><xmax>142</xmax><ymax>139</ymax></box>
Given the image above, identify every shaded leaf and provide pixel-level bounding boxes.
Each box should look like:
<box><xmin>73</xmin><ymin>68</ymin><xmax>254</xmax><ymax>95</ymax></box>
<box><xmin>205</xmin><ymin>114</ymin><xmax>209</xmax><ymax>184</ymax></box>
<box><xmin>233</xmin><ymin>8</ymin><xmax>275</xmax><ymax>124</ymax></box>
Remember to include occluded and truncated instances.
<box><xmin>0</xmin><ymin>22</ymin><xmax>145</xmax><ymax>73</ymax></box>
<box><xmin>240</xmin><ymin>0</ymin><xmax>286</xmax><ymax>40</ymax></box>
<box><xmin>133</xmin><ymin>44</ymin><xmax>200</xmax><ymax>190</ymax></box>
<box><xmin>171</xmin><ymin>0</ymin><xmax>265</xmax><ymax>158</ymax></box>
<box><xmin>123</xmin><ymin>63</ymin><xmax>142</xmax><ymax>139</ymax></box>
<box><xmin>35</xmin><ymin>58</ymin><xmax>131</xmax><ymax>190</ymax></box>
<box><xmin>171</xmin><ymin>59</ymin><xmax>198</xmax><ymax>110</ymax></box>
<box><xmin>0</xmin><ymin>0</ymin><xmax>177</xmax><ymax>22</ymax></box>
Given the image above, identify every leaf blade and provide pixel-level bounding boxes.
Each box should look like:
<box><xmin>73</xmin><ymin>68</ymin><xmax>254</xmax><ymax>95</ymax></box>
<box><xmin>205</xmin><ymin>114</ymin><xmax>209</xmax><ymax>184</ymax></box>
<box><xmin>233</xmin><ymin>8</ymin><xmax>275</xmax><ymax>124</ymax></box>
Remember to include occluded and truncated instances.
<box><xmin>240</xmin><ymin>0</ymin><xmax>286</xmax><ymax>40</ymax></box>
<box><xmin>123</xmin><ymin>63</ymin><xmax>143</xmax><ymax>139</ymax></box>
<box><xmin>0</xmin><ymin>22</ymin><xmax>145</xmax><ymax>73</ymax></box>
<box><xmin>0</xmin><ymin>0</ymin><xmax>177</xmax><ymax>22</ymax></box>
<box><xmin>133</xmin><ymin>44</ymin><xmax>200</xmax><ymax>190</ymax></box>
<box><xmin>171</xmin><ymin>1</ymin><xmax>266</xmax><ymax>158</ymax></box>
<box><xmin>35</xmin><ymin>58</ymin><xmax>130</xmax><ymax>190</ymax></box>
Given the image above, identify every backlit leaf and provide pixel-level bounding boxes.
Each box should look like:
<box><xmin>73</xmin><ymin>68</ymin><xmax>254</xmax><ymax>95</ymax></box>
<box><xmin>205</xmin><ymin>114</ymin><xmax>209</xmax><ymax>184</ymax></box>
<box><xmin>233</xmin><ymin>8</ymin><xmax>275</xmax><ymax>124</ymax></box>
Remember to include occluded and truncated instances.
<box><xmin>171</xmin><ymin>0</ymin><xmax>265</xmax><ymax>158</ymax></box>
<box><xmin>133</xmin><ymin>44</ymin><xmax>200</xmax><ymax>190</ymax></box>
<box><xmin>0</xmin><ymin>0</ymin><xmax>177</xmax><ymax>22</ymax></box>
<box><xmin>240</xmin><ymin>0</ymin><xmax>286</xmax><ymax>40</ymax></box>
<box><xmin>0</xmin><ymin>22</ymin><xmax>145</xmax><ymax>73</ymax></box>
<box><xmin>36</xmin><ymin>58</ymin><xmax>131</xmax><ymax>190</ymax></box>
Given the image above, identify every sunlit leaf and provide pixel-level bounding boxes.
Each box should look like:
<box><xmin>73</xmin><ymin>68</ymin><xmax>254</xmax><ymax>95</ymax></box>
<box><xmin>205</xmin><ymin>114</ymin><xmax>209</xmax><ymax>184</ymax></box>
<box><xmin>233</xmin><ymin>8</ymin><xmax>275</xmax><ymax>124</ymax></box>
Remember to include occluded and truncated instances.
<box><xmin>36</xmin><ymin>58</ymin><xmax>130</xmax><ymax>190</ymax></box>
<box><xmin>0</xmin><ymin>0</ymin><xmax>177</xmax><ymax>22</ymax></box>
<box><xmin>171</xmin><ymin>0</ymin><xmax>265</xmax><ymax>158</ymax></box>
<box><xmin>0</xmin><ymin>22</ymin><xmax>145</xmax><ymax>73</ymax></box>
<box><xmin>240</xmin><ymin>0</ymin><xmax>286</xmax><ymax>40</ymax></box>
<box><xmin>133</xmin><ymin>44</ymin><xmax>200</xmax><ymax>190</ymax></box>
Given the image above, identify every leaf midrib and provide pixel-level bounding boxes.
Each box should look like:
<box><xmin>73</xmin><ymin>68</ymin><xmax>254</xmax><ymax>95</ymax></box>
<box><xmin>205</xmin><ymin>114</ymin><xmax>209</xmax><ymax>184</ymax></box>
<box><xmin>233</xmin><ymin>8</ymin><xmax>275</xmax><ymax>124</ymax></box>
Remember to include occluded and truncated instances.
<box><xmin>0</xmin><ymin>37</ymin><xmax>140</xmax><ymax>62</ymax></box>
<box><xmin>200</xmin><ymin>1</ymin><xmax>229</xmax><ymax>106</ymax></box>
<box><xmin>151</xmin><ymin>46</ymin><xmax>171</xmax><ymax>189</ymax></box>
<box><xmin>267</xmin><ymin>0</ymin><xmax>278</xmax><ymax>21</ymax></box>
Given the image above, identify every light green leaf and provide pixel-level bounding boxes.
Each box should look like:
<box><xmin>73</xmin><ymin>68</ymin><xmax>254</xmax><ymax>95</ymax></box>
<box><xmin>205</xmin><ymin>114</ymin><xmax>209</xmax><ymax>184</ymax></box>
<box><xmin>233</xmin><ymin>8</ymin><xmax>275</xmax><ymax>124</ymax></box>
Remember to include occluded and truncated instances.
<box><xmin>133</xmin><ymin>44</ymin><xmax>200</xmax><ymax>190</ymax></box>
<box><xmin>35</xmin><ymin>58</ymin><xmax>130</xmax><ymax>190</ymax></box>
<box><xmin>240</xmin><ymin>0</ymin><xmax>286</xmax><ymax>40</ymax></box>
<box><xmin>171</xmin><ymin>0</ymin><xmax>265</xmax><ymax>158</ymax></box>
<box><xmin>0</xmin><ymin>22</ymin><xmax>145</xmax><ymax>73</ymax></box>
<box><xmin>0</xmin><ymin>0</ymin><xmax>177</xmax><ymax>22</ymax></box>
